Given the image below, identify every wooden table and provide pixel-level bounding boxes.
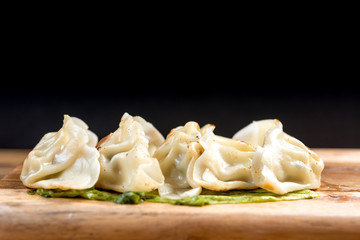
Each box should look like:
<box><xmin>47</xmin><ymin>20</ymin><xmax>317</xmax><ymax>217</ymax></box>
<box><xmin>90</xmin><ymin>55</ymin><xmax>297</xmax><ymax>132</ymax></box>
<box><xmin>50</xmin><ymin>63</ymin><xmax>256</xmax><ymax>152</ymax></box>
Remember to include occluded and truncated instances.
<box><xmin>0</xmin><ymin>148</ymin><xmax>360</xmax><ymax>240</ymax></box>
<box><xmin>0</xmin><ymin>149</ymin><xmax>28</xmax><ymax>179</ymax></box>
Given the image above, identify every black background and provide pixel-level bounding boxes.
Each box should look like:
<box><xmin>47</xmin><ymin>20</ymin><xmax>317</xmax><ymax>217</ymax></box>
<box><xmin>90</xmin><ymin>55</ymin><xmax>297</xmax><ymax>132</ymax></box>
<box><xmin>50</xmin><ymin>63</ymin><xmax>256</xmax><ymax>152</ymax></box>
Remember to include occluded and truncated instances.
<box><xmin>1</xmin><ymin>13</ymin><xmax>359</xmax><ymax>149</ymax></box>
<box><xmin>1</xmin><ymin>86</ymin><xmax>359</xmax><ymax>149</ymax></box>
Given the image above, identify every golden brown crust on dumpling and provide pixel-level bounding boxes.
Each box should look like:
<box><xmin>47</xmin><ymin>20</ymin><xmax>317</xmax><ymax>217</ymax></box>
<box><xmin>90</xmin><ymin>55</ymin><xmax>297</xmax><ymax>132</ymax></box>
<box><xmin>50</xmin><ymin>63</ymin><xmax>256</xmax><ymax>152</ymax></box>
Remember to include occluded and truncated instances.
<box><xmin>96</xmin><ymin>133</ymin><xmax>113</xmax><ymax>149</ymax></box>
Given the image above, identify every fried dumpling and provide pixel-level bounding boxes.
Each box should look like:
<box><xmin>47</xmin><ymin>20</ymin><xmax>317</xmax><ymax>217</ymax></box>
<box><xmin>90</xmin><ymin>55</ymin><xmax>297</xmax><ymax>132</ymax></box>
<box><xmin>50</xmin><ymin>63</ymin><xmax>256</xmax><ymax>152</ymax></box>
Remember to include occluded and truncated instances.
<box><xmin>190</xmin><ymin>124</ymin><xmax>256</xmax><ymax>191</ymax></box>
<box><xmin>233</xmin><ymin>119</ymin><xmax>324</xmax><ymax>195</ymax></box>
<box><xmin>154</xmin><ymin>122</ymin><xmax>257</xmax><ymax>200</ymax></box>
<box><xmin>20</xmin><ymin>115</ymin><xmax>100</xmax><ymax>190</ymax></box>
<box><xmin>153</xmin><ymin>121</ymin><xmax>203</xmax><ymax>200</ymax></box>
<box><xmin>96</xmin><ymin>113</ymin><xmax>164</xmax><ymax>192</ymax></box>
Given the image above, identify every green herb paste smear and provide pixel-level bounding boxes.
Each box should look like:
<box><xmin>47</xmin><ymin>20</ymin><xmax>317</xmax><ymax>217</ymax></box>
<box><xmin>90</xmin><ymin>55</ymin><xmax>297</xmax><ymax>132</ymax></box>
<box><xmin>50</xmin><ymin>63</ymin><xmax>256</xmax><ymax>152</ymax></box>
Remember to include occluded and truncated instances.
<box><xmin>27</xmin><ymin>188</ymin><xmax>319</xmax><ymax>206</ymax></box>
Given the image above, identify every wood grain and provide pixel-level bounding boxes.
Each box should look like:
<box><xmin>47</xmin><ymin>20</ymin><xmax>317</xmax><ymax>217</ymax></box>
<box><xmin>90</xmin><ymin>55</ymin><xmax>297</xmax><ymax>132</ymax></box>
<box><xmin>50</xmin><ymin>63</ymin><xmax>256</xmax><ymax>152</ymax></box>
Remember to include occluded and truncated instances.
<box><xmin>0</xmin><ymin>149</ymin><xmax>360</xmax><ymax>240</ymax></box>
<box><xmin>0</xmin><ymin>149</ymin><xmax>28</xmax><ymax>179</ymax></box>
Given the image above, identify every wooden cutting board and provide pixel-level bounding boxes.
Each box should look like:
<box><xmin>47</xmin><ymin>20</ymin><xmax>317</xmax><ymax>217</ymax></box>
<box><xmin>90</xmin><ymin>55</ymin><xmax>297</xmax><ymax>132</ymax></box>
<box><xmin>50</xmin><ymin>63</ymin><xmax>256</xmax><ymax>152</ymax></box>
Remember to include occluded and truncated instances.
<box><xmin>0</xmin><ymin>149</ymin><xmax>359</xmax><ymax>240</ymax></box>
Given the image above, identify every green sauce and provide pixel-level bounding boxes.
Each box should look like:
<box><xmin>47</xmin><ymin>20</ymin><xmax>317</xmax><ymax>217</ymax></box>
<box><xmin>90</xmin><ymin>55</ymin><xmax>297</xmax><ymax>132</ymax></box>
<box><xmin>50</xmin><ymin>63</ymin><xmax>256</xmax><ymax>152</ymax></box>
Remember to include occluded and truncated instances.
<box><xmin>27</xmin><ymin>188</ymin><xmax>319</xmax><ymax>206</ymax></box>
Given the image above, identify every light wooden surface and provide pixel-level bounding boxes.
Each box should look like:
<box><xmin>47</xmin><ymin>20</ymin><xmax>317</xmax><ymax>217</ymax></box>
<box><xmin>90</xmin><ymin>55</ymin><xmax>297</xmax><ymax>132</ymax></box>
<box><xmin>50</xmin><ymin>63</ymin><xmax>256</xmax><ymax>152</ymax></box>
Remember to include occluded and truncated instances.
<box><xmin>0</xmin><ymin>149</ymin><xmax>360</xmax><ymax>240</ymax></box>
<box><xmin>0</xmin><ymin>149</ymin><xmax>28</xmax><ymax>179</ymax></box>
